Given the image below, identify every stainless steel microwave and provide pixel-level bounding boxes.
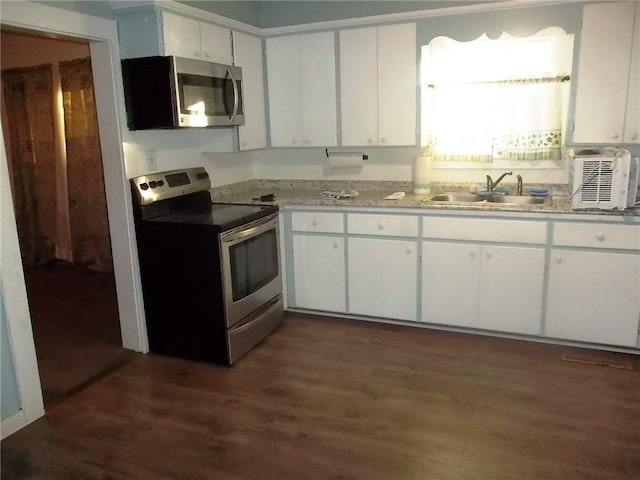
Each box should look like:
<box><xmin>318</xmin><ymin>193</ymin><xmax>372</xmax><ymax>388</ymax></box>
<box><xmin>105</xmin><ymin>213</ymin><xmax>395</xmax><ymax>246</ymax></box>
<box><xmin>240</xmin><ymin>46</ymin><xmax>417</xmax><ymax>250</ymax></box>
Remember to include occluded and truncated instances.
<box><xmin>121</xmin><ymin>56</ymin><xmax>244</xmax><ymax>130</ymax></box>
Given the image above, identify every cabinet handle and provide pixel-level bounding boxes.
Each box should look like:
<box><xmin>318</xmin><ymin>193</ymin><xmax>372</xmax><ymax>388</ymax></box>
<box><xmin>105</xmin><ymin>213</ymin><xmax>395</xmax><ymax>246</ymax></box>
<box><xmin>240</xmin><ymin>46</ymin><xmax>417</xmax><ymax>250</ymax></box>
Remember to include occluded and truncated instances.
<box><xmin>312</xmin><ymin>220</ymin><xmax>318</xmax><ymax>227</ymax></box>
<box><xmin>333</xmin><ymin>242</ymin><xmax>339</xmax><ymax>249</ymax></box>
<box><xmin>611</xmin><ymin>133</ymin><xmax>619</xmax><ymax>139</ymax></box>
<box><xmin>380</xmin><ymin>137</ymin><xmax>387</xmax><ymax>144</ymax></box>
<box><xmin>630</xmin><ymin>133</ymin><xmax>638</xmax><ymax>141</ymax></box>
<box><xmin>470</xmin><ymin>251</ymin><xmax>476</xmax><ymax>258</ymax></box>
<box><xmin>204</xmin><ymin>51</ymin><xmax>211</xmax><ymax>58</ymax></box>
<box><xmin>194</xmin><ymin>50</ymin><xmax>201</xmax><ymax>58</ymax></box>
<box><xmin>406</xmin><ymin>246</ymin><xmax>413</xmax><ymax>254</ymax></box>
<box><xmin>556</xmin><ymin>256</ymin><xmax>563</xmax><ymax>264</ymax></box>
<box><xmin>378</xmin><ymin>223</ymin><xmax>385</xmax><ymax>231</ymax></box>
<box><xmin>485</xmin><ymin>252</ymin><xmax>492</xmax><ymax>260</ymax></box>
<box><xmin>596</xmin><ymin>233</ymin><xmax>605</xmax><ymax>242</ymax></box>
<box><xmin>292</xmin><ymin>138</ymin><xmax>297</xmax><ymax>145</ymax></box>
<box><xmin>304</xmin><ymin>139</ymin><xmax>310</xmax><ymax>145</ymax></box>
<box><xmin>368</xmin><ymin>138</ymin><xmax>373</xmax><ymax>144</ymax></box>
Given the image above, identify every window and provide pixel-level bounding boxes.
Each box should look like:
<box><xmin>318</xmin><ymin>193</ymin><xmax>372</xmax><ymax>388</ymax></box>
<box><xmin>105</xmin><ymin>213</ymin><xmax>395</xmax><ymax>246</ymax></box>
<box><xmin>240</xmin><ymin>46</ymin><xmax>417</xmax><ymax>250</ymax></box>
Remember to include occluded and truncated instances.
<box><xmin>421</xmin><ymin>27</ymin><xmax>574</xmax><ymax>165</ymax></box>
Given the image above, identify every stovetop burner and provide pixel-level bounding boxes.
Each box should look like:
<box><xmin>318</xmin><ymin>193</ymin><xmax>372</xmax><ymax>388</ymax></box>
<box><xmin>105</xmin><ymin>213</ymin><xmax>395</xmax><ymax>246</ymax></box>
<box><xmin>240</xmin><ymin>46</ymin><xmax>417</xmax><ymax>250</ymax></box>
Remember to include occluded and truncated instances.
<box><xmin>130</xmin><ymin>167</ymin><xmax>278</xmax><ymax>232</ymax></box>
<box><xmin>150</xmin><ymin>203</ymin><xmax>278</xmax><ymax>231</ymax></box>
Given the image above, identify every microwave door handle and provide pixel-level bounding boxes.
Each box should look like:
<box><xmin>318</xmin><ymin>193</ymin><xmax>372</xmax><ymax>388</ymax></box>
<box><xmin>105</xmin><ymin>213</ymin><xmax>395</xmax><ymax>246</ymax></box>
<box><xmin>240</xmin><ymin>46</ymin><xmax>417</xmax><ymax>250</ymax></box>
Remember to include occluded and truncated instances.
<box><xmin>226</xmin><ymin>67</ymin><xmax>239</xmax><ymax>123</ymax></box>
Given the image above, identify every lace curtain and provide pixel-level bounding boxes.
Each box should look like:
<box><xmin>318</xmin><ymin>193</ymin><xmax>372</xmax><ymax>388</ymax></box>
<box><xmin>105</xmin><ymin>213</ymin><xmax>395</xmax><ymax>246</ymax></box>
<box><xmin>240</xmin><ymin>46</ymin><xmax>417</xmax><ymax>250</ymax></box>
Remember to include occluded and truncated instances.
<box><xmin>421</xmin><ymin>29</ymin><xmax>573</xmax><ymax>162</ymax></box>
<box><xmin>60</xmin><ymin>57</ymin><xmax>112</xmax><ymax>272</ymax></box>
<box><xmin>2</xmin><ymin>64</ymin><xmax>57</xmax><ymax>266</ymax></box>
<box><xmin>1</xmin><ymin>57</ymin><xmax>112</xmax><ymax>271</ymax></box>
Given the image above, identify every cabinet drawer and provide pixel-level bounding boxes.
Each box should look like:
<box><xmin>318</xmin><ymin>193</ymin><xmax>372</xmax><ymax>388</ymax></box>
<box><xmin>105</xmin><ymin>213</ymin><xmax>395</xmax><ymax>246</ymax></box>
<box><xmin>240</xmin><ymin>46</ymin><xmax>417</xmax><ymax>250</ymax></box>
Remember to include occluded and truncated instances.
<box><xmin>553</xmin><ymin>222</ymin><xmax>640</xmax><ymax>250</ymax></box>
<box><xmin>291</xmin><ymin>211</ymin><xmax>344</xmax><ymax>233</ymax></box>
<box><xmin>422</xmin><ymin>217</ymin><xmax>547</xmax><ymax>244</ymax></box>
<box><xmin>347</xmin><ymin>213</ymin><xmax>418</xmax><ymax>237</ymax></box>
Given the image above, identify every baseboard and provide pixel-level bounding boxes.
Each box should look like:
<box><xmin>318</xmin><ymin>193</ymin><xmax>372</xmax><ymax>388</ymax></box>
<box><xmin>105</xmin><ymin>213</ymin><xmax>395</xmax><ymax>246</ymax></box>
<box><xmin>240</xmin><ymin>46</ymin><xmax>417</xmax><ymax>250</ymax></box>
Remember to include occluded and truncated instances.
<box><xmin>1</xmin><ymin>410</ymin><xmax>26</xmax><ymax>440</ymax></box>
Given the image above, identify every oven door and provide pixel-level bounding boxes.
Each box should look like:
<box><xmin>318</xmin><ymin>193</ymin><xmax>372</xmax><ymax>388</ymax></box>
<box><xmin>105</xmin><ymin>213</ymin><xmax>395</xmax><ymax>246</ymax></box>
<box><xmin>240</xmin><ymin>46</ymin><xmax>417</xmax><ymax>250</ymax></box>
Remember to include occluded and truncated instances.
<box><xmin>220</xmin><ymin>213</ymin><xmax>282</xmax><ymax>327</ymax></box>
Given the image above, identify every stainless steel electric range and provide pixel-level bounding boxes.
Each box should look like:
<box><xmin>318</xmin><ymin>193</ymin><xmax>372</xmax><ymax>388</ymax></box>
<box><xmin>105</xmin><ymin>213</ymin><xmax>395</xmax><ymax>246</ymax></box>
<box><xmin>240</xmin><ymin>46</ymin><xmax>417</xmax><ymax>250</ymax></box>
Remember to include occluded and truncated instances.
<box><xmin>130</xmin><ymin>167</ymin><xmax>283</xmax><ymax>365</ymax></box>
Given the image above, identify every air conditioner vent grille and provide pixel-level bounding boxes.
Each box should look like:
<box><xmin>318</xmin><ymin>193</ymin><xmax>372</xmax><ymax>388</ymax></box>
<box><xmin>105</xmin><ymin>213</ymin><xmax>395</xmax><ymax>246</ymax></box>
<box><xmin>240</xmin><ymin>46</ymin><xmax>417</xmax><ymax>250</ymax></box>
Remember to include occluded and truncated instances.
<box><xmin>570</xmin><ymin>150</ymin><xmax>637</xmax><ymax>210</ymax></box>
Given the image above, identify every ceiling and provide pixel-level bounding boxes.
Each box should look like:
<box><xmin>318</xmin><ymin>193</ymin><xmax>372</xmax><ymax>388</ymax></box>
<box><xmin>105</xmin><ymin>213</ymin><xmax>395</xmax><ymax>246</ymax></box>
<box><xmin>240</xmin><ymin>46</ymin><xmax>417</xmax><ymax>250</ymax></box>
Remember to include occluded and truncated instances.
<box><xmin>176</xmin><ymin>1</ymin><xmax>504</xmax><ymax>28</ymax></box>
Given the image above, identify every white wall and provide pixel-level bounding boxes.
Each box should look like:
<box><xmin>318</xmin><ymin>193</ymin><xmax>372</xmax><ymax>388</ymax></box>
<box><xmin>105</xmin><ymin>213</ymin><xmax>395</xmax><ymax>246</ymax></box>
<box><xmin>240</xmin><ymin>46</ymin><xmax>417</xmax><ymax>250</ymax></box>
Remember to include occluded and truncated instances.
<box><xmin>252</xmin><ymin>147</ymin><xmax>416</xmax><ymax>181</ymax></box>
<box><xmin>121</xmin><ymin>129</ymin><xmax>254</xmax><ymax>186</ymax></box>
<box><xmin>251</xmin><ymin>146</ymin><xmax>572</xmax><ymax>186</ymax></box>
<box><xmin>1</xmin><ymin>31</ymin><xmax>90</xmax><ymax>68</ymax></box>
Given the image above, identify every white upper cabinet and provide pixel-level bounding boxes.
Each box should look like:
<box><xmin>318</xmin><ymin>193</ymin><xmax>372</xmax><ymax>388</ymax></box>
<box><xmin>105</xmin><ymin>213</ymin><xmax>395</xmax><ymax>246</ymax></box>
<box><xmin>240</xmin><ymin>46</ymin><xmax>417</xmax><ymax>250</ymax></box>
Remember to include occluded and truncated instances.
<box><xmin>162</xmin><ymin>12</ymin><xmax>232</xmax><ymax>64</ymax></box>
<box><xmin>573</xmin><ymin>2</ymin><xmax>640</xmax><ymax>143</ymax></box>
<box><xmin>115</xmin><ymin>10</ymin><xmax>233</xmax><ymax>64</ymax></box>
<box><xmin>340</xmin><ymin>23</ymin><xmax>416</xmax><ymax>146</ymax></box>
<box><xmin>266</xmin><ymin>32</ymin><xmax>338</xmax><ymax>147</ymax></box>
<box><xmin>233</xmin><ymin>32</ymin><xmax>267</xmax><ymax>150</ymax></box>
<box><xmin>624</xmin><ymin>4</ymin><xmax>640</xmax><ymax>143</ymax></box>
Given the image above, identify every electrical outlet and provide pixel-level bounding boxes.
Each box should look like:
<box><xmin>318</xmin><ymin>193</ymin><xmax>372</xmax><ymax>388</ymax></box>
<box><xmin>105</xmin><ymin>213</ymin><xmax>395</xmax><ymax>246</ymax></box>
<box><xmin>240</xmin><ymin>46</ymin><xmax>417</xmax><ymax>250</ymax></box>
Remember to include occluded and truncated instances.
<box><xmin>143</xmin><ymin>150</ymin><xmax>157</xmax><ymax>171</ymax></box>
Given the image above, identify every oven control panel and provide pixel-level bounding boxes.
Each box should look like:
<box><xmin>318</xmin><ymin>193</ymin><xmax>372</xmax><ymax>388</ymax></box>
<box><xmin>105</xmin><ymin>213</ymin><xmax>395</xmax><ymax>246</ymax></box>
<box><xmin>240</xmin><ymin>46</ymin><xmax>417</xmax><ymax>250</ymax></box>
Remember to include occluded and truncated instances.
<box><xmin>131</xmin><ymin>167</ymin><xmax>211</xmax><ymax>206</ymax></box>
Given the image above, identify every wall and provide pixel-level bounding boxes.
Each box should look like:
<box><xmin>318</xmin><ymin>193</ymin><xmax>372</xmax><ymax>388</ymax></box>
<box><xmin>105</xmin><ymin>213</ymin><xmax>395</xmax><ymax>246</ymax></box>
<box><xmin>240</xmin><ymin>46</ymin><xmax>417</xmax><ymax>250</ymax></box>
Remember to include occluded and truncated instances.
<box><xmin>1</xmin><ymin>292</ymin><xmax>21</xmax><ymax>421</ymax></box>
<box><xmin>121</xmin><ymin>129</ymin><xmax>255</xmax><ymax>186</ymax></box>
<box><xmin>1</xmin><ymin>31</ymin><xmax>90</xmax><ymax>68</ymax></box>
<box><xmin>33</xmin><ymin>0</ymin><xmax>113</xmax><ymax>20</ymax></box>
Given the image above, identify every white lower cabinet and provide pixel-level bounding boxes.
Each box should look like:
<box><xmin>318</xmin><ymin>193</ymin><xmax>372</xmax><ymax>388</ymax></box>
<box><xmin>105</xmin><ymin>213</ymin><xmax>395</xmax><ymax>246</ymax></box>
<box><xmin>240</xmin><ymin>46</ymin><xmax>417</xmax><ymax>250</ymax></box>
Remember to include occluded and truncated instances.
<box><xmin>421</xmin><ymin>216</ymin><xmax>547</xmax><ymax>335</ymax></box>
<box><xmin>292</xmin><ymin>235</ymin><xmax>346</xmax><ymax>313</ymax></box>
<box><xmin>546</xmin><ymin>249</ymin><xmax>640</xmax><ymax>347</ymax></box>
<box><xmin>422</xmin><ymin>242</ymin><xmax>544</xmax><ymax>335</ymax></box>
<box><xmin>286</xmin><ymin>208</ymin><xmax>639</xmax><ymax>350</ymax></box>
<box><xmin>477</xmin><ymin>245</ymin><xmax>545</xmax><ymax>335</ymax></box>
<box><xmin>422</xmin><ymin>242</ymin><xmax>480</xmax><ymax>328</ymax></box>
<box><xmin>545</xmin><ymin>221</ymin><xmax>640</xmax><ymax>347</ymax></box>
<box><xmin>348</xmin><ymin>237</ymin><xmax>417</xmax><ymax>321</ymax></box>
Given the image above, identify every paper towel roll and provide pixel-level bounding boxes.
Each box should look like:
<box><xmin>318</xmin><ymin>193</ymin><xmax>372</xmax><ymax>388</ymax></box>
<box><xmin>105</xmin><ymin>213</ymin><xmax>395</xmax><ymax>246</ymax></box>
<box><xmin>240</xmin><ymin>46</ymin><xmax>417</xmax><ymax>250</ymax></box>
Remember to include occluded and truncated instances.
<box><xmin>328</xmin><ymin>152</ymin><xmax>363</xmax><ymax>169</ymax></box>
<box><xmin>413</xmin><ymin>156</ymin><xmax>432</xmax><ymax>194</ymax></box>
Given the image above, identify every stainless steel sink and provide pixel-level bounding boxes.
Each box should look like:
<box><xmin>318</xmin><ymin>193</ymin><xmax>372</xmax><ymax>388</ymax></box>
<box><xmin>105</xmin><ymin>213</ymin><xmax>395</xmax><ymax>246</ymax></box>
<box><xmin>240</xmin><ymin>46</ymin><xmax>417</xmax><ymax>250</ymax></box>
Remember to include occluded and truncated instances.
<box><xmin>487</xmin><ymin>195</ymin><xmax>550</xmax><ymax>205</ymax></box>
<box><xmin>425</xmin><ymin>192</ymin><xmax>551</xmax><ymax>206</ymax></box>
<box><xmin>427</xmin><ymin>193</ymin><xmax>485</xmax><ymax>203</ymax></box>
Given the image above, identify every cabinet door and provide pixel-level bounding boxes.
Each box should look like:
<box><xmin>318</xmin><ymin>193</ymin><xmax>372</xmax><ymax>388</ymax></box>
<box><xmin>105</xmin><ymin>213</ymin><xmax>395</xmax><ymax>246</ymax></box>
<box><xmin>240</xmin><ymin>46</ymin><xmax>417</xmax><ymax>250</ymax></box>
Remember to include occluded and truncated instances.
<box><xmin>348</xmin><ymin>237</ymin><xmax>417</xmax><ymax>321</ymax></box>
<box><xmin>377</xmin><ymin>23</ymin><xmax>416</xmax><ymax>146</ymax></box>
<box><xmin>573</xmin><ymin>2</ymin><xmax>636</xmax><ymax>143</ymax></box>
<box><xmin>339</xmin><ymin>27</ymin><xmax>378</xmax><ymax>146</ymax></box>
<box><xmin>266</xmin><ymin>35</ymin><xmax>302</xmax><ymax>146</ymax></box>
<box><xmin>162</xmin><ymin>12</ymin><xmax>201</xmax><ymax>59</ymax></box>
<box><xmin>299</xmin><ymin>32</ymin><xmax>337</xmax><ymax>146</ymax></box>
<box><xmin>234</xmin><ymin>32</ymin><xmax>267</xmax><ymax>150</ymax></box>
<box><xmin>546</xmin><ymin>249</ymin><xmax>640</xmax><ymax>347</ymax></box>
<box><xmin>623</xmin><ymin>4</ymin><xmax>640</xmax><ymax>143</ymax></box>
<box><xmin>200</xmin><ymin>22</ymin><xmax>232</xmax><ymax>64</ymax></box>
<box><xmin>422</xmin><ymin>242</ymin><xmax>480</xmax><ymax>328</ymax></box>
<box><xmin>478</xmin><ymin>246</ymin><xmax>545</xmax><ymax>335</ymax></box>
<box><xmin>292</xmin><ymin>235</ymin><xmax>345</xmax><ymax>313</ymax></box>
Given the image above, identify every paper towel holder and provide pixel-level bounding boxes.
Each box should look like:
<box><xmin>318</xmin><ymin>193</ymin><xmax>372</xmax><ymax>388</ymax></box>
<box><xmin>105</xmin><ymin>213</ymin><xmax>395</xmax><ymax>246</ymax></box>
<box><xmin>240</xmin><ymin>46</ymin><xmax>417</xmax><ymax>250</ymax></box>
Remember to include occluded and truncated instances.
<box><xmin>325</xmin><ymin>148</ymin><xmax>368</xmax><ymax>160</ymax></box>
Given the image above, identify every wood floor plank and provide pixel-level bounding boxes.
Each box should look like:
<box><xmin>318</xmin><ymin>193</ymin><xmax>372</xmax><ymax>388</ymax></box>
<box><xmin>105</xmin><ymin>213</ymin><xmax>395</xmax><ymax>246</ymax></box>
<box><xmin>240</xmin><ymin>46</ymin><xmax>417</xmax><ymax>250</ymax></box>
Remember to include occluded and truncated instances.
<box><xmin>2</xmin><ymin>313</ymin><xmax>639</xmax><ymax>479</ymax></box>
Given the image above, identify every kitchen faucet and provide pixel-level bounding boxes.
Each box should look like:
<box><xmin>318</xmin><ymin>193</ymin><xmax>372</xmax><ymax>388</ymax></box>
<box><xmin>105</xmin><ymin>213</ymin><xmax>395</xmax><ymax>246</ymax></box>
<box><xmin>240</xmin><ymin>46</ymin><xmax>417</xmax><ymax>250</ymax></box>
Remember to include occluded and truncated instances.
<box><xmin>486</xmin><ymin>171</ymin><xmax>512</xmax><ymax>192</ymax></box>
<box><xmin>516</xmin><ymin>174</ymin><xmax>523</xmax><ymax>195</ymax></box>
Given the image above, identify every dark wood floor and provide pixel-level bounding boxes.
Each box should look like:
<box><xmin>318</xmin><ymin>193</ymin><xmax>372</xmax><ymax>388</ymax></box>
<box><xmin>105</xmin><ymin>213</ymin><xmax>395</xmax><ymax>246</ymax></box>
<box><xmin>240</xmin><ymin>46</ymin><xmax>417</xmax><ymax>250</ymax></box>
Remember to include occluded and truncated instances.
<box><xmin>24</xmin><ymin>263</ymin><xmax>139</xmax><ymax>406</ymax></box>
<box><xmin>2</xmin><ymin>313</ymin><xmax>639</xmax><ymax>479</ymax></box>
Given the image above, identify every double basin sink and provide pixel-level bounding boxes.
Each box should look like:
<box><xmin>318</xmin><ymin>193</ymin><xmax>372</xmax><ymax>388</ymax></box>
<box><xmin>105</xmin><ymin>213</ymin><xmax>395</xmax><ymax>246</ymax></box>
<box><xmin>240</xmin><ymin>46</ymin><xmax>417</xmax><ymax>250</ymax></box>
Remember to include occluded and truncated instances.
<box><xmin>425</xmin><ymin>192</ymin><xmax>551</xmax><ymax>206</ymax></box>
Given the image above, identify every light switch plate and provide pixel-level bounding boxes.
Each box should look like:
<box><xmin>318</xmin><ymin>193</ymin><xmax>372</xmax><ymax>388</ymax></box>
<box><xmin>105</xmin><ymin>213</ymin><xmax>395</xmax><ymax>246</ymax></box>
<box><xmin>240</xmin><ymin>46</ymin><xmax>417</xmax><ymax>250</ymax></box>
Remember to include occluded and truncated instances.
<box><xmin>142</xmin><ymin>150</ymin><xmax>157</xmax><ymax>171</ymax></box>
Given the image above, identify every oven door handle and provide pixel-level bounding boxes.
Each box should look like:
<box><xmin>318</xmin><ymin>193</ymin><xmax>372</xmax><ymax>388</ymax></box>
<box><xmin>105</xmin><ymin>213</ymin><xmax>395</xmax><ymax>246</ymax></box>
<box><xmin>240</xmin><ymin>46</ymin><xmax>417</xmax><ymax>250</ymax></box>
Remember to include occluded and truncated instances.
<box><xmin>222</xmin><ymin>215</ymin><xmax>278</xmax><ymax>246</ymax></box>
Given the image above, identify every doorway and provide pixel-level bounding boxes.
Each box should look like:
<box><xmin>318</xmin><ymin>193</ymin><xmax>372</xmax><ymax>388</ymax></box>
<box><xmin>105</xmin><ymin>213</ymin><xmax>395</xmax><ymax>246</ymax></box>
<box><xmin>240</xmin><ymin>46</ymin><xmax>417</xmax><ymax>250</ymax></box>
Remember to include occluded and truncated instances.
<box><xmin>1</xmin><ymin>31</ymin><xmax>137</xmax><ymax>407</ymax></box>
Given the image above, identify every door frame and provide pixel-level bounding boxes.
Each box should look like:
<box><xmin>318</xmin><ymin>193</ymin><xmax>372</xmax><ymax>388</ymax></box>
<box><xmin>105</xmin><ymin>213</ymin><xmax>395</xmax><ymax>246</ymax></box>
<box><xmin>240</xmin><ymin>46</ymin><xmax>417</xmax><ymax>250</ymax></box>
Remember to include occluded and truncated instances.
<box><xmin>1</xmin><ymin>1</ymin><xmax>147</xmax><ymax>438</ymax></box>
